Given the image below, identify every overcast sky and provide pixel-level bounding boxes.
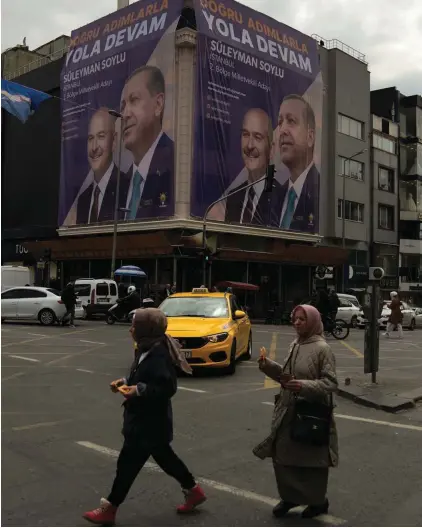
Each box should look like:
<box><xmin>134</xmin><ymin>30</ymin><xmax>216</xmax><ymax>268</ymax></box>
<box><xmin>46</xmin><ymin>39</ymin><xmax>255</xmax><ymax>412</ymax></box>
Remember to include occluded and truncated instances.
<box><xmin>2</xmin><ymin>0</ymin><xmax>421</xmax><ymax>95</ymax></box>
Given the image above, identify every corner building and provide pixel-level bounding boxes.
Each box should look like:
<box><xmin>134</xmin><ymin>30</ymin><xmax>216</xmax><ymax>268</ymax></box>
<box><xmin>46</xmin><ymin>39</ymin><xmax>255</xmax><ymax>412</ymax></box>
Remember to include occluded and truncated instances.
<box><xmin>2</xmin><ymin>1</ymin><xmax>375</xmax><ymax>318</ymax></box>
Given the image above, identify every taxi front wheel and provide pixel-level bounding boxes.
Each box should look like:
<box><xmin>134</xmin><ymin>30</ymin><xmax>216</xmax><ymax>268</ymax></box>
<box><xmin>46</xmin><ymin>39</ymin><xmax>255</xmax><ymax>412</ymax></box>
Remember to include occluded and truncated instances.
<box><xmin>226</xmin><ymin>341</ymin><xmax>237</xmax><ymax>375</ymax></box>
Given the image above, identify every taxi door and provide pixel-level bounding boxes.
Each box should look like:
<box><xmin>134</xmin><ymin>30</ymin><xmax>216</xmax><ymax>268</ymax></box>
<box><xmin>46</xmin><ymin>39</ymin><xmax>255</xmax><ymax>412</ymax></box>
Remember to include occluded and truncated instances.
<box><xmin>230</xmin><ymin>296</ymin><xmax>247</xmax><ymax>354</ymax></box>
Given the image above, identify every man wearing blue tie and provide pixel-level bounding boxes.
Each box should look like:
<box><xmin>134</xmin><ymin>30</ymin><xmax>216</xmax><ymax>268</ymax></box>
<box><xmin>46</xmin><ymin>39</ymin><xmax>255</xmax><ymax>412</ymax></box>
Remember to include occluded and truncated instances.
<box><xmin>120</xmin><ymin>65</ymin><xmax>174</xmax><ymax>220</ymax></box>
<box><xmin>278</xmin><ymin>95</ymin><xmax>319</xmax><ymax>234</ymax></box>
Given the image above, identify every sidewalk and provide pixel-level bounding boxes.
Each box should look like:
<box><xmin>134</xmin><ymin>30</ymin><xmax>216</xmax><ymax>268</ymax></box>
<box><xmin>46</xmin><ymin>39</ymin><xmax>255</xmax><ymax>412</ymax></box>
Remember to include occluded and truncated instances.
<box><xmin>337</xmin><ymin>370</ymin><xmax>422</xmax><ymax>413</ymax></box>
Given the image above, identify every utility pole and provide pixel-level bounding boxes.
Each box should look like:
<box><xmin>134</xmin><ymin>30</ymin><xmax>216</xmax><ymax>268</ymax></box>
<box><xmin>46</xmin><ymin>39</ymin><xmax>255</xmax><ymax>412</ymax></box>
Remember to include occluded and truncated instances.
<box><xmin>202</xmin><ymin>169</ymin><xmax>274</xmax><ymax>285</ymax></box>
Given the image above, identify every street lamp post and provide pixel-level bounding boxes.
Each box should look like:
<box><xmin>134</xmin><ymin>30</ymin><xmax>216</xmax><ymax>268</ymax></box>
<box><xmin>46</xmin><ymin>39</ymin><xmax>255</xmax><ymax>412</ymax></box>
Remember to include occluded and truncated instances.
<box><xmin>341</xmin><ymin>148</ymin><xmax>368</xmax><ymax>291</ymax></box>
<box><xmin>109</xmin><ymin>110</ymin><xmax>124</xmax><ymax>279</ymax></box>
<box><xmin>202</xmin><ymin>174</ymin><xmax>270</xmax><ymax>285</ymax></box>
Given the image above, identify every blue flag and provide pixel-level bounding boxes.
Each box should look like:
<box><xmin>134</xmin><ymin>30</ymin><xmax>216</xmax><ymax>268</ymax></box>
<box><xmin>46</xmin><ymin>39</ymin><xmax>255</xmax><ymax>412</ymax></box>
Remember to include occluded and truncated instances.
<box><xmin>1</xmin><ymin>79</ymin><xmax>51</xmax><ymax>123</ymax></box>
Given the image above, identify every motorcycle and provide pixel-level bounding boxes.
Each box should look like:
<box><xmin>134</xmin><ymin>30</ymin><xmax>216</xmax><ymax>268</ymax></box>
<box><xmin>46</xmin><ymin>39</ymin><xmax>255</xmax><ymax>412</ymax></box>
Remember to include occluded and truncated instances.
<box><xmin>106</xmin><ymin>299</ymin><xmax>133</xmax><ymax>325</ymax></box>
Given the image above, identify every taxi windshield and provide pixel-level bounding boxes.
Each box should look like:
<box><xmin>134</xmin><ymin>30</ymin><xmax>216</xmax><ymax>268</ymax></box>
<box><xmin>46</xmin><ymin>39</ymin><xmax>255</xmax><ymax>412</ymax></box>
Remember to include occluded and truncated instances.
<box><xmin>161</xmin><ymin>296</ymin><xmax>229</xmax><ymax>318</ymax></box>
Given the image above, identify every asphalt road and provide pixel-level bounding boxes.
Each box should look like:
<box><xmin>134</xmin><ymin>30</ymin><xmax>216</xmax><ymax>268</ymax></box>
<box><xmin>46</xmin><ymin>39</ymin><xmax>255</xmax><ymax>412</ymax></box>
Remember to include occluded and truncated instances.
<box><xmin>2</xmin><ymin>321</ymin><xmax>422</xmax><ymax>527</ymax></box>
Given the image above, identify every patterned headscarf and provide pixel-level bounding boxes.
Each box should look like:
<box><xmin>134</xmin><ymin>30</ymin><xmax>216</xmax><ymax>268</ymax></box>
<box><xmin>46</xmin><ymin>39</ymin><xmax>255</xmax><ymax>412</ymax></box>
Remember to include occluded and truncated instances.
<box><xmin>132</xmin><ymin>308</ymin><xmax>192</xmax><ymax>375</ymax></box>
<box><xmin>292</xmin><ymin>304</ymin><xmax>324</xmax><ymax>339</ymax></box>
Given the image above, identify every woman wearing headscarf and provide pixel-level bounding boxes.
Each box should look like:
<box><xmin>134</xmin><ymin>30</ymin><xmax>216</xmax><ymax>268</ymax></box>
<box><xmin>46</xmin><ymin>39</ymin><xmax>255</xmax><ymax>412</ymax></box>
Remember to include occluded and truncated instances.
<box><xmin>254</xmin><ymin>304</ymin><xmax>338</xmax><ymax>519</ymax></box>
<box><xmin>83</xmin><ymin>308</ymin><xmax>206</xmax><ymax>526</ymax></box>
<box><xmin>384</xmin><ymin>291</ymin><xmax>403</xmax><ymax>338</ymax></box>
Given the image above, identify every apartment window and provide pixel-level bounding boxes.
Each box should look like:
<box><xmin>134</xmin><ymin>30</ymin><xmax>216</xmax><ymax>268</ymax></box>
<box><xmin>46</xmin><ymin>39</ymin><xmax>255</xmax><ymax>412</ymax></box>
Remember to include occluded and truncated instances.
<box><xmin>338</xmin><ymin>114</ymin><xmax>364</xmax><ymax>140</ymax></box>
<box><xmin>372</xmin><ymin>133</ymin><xmax>396</xmax><ymax>154</ymax></box>
<box><xmin>378</xmin><ymin>167</ymin><xmax>394</xmax><ymax>192</ymax></box>
<box><xmin>378</xmin><ymin>204</ymin><xmax>394</xmax><ymax>230</ymax></box>
<box><xmin>338</xmin><ymin>199</ymin><xmax>364</xmax><ymax>222</ymax></box>
<box><xmin>339</xmin><ymin>156</ymin><xmax>364</xmax><ymax>181</ymax></box>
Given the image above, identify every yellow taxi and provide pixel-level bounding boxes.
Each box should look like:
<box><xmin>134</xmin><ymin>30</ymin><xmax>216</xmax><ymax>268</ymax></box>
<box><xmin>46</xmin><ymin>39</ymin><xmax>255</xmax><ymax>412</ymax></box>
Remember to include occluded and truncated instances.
<box><xmin>160</xmin><ymin>288</ymin><xmax>252</xmax><ymax>374</ymax></box>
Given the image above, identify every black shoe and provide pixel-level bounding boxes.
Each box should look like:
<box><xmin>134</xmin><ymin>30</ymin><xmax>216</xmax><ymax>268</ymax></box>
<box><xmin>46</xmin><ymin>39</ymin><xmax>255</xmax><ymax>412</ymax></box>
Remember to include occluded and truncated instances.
<box><xmin>272</xmin><ymin>501</ymin><xmax>298</xmax><ymax>518</ymax></box>
<box><xmin>302</xmin><ymin>499</ymin><xmax>329</xmax><ymax>518</ymax></box>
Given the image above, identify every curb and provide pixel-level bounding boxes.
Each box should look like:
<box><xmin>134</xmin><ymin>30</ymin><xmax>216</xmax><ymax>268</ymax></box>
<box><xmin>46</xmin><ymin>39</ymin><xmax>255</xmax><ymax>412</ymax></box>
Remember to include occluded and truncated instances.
<box><xmin>337</xmin><ymin>386</ymin><xmax>418</xmax><ymax>413</ymax></box>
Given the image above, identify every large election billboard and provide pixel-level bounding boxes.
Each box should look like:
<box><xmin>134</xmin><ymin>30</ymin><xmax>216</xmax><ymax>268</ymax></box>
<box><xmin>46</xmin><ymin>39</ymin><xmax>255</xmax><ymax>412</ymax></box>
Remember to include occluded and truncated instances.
<box><xmin>59</xmin><ymin>0</ymin><xmax>182</xmax><ymax>227</ymax></box>
<box><xmin>191</xmin><ymin>0</ymin><xmax>323</xmax><ymax>234</ymax></box>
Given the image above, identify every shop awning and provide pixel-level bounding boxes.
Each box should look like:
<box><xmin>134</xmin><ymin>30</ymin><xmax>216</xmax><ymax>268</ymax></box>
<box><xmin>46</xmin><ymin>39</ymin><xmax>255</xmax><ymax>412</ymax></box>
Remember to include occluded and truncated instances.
<box><xmin>25</xmin><ymin>232</ymin><xmax>173</xmax><ymax>260</ymax></box>
<box><xmin>219</xmin><ymin>242</ymin><xmax>349</xmax><ymax>266</ymax></box>
<box><xmin>217</xmin><ymin>281</ymin><xmax>259</xmax><ymax>291</ymax></box>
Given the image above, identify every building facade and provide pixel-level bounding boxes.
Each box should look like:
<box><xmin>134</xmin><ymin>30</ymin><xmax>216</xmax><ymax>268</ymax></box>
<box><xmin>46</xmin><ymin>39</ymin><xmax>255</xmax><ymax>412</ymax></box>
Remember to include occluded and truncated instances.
<box><xmin>371</xmin><ymin>88</ymin><xmax>422</xmax><ymax>303</ymax></box>
<box><xmin>4</xmin><ymin>1</ymin><xmax>411</xmax><ymax>314</ymax></box>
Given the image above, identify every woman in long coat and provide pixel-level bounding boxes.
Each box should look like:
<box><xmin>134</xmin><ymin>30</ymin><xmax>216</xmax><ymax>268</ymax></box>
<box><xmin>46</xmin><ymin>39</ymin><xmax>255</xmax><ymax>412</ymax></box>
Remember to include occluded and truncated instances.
<box><xmin>385</xmin><ymin>291</ymin><xmax>403</xmax><ymax>338</ymax></box>
<box><xmin>254</xmin><ymin>304</ymin><xmax>338</xmax><ymax>519</ymax></box>
<box><xmin>83</xmin><ymin>308</ymin><xmax>206</xmax><ymax>526</ymax></box>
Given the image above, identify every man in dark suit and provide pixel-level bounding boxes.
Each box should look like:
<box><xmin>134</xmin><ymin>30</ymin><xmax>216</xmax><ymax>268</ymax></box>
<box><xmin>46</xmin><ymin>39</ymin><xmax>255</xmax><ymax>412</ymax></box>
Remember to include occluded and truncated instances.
<box><xmin>120</xmin><ymin>66</ymin><xmax>174</xmax><ymax>220</ymax></box>
<box><xmin>277</xmin><ymin>94</ymin><xmax>319</xmax><ymax>233</ymax></box>
<box><xmin>75</xmin><ymin>109</ymin><xmax>127</xmax><ymax>224</ymax></box>
<box><xmin>225</xmin><ymin>108</ymin><xmax>284</xmax><ymax>227</ymax></box>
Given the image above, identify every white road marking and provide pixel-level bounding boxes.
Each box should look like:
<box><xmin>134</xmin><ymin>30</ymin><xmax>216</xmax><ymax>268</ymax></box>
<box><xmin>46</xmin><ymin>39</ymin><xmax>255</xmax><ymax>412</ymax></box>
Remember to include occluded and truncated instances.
<box><xmin>178</xmin><ymin>386</ymin><xmax>207</xmax><ymax>393</ymax></box>
<box><xmin>8</xmin><ymin>355</ymin><xmax>40</xmax><ymax>363</ymax></box>
<box><xmin>334</xmin><ymin>413</ymin><xmax>422</xmax><ymax>432</ymax></box>
<box><xmin>46</xmin><ymin>343</ymin><xmax>106</xmax><ymax>366</ymax></box>
<box><xmin>27</xmin><ymin>333</ymin><xmax>47</xmax><ymax>337</ymax></box>
<box><xmin>76</xmin><ymin>368</ymin><xmax>94</xmax><ymax>374</ymax></box>
<box><xmin>262</xmin><ymin>402</ymin><xmax>422</xmax><ymax>432</ymax></box>
<box><xmin>80</xmin><ymin>340</ymin><xmax>106</xmax><ymax>345</ymax></box>
<box><xmin>76</xmin><ymin>441</ymin><xmax>345</xmax><ymax>525</ymax></box>
<box><xmin>11</xmin><ymin>420</ymin><xmax>71</xmax><ymax>431</ymax></box>
<box><xmin>1</xmin><ymin>371</ymin><xmax>26</xmax><ymax>382</ymax></box>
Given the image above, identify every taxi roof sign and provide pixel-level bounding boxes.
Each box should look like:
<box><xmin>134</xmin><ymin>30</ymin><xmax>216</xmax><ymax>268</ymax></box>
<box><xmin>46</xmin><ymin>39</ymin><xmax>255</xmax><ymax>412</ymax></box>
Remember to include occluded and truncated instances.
<box><xmin>192</xmin><ymin>287</ymin><xmax>209</xmax><ymax>293</ymax></box>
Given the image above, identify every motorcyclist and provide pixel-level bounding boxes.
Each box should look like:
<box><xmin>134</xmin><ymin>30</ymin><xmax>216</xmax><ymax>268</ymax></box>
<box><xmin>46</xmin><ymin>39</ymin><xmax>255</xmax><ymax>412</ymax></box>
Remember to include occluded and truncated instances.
<box><xmin>315</xmin><ymin>289</ymin><xmax>331</xmax><ymax>329</ymax></box>
<box><xmin>328</xmin><ymin>289</ymin><xmax>341</xmax><ymax>321</ymax></box>
<box><xmin>117</xmin><ymin>286</ymin><xmax>141</xmax><ymax>317</ymax></box>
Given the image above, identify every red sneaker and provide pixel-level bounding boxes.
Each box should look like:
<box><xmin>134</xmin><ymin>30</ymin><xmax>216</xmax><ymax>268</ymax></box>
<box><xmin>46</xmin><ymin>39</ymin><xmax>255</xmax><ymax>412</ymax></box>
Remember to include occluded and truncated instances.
<box><xmin>177</xmin><ymin>484</ymin><xmax>207</xmax><ymax>513</ymax></box>
<box><xmin>83</xmin><ymin>498</ymin><xmax>117</xmax><ymax>526</ymax></box>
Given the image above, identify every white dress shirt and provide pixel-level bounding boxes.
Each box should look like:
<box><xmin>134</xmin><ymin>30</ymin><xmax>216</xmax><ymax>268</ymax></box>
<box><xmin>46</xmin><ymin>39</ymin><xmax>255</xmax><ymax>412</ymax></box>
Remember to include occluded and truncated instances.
<box><xmin>240</xmin><ymin>177</ymin><xmax>266</xmax><ymax>223</ymax></box>
<box><xmin>88</xmin><ymin>162</ymin><xmax>114</xmax><ymax>222</ymax></box>
<box><xmin>279</xmin><ymin>162</ymin><xmax>314</xmax><ymax>226</ymax></box>
<box><xmin>125</xmin><ymin>131</ymin><xmax>163</xmax><ymax>214</ymax></box>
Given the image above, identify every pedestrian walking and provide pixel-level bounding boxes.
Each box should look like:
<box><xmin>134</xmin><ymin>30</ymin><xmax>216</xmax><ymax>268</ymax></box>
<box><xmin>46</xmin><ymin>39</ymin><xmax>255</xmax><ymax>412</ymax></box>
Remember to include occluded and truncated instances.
<box><xmin>83</xmin><ymin>308</ymin><xmax>206</xmax><ymax>526</ymax></box>
<box><xmin>254</xmin><ymin>304</ymin><xmax>338</xmax><ymax>519</ymax></box>
<box><xmin>384</xmin><ymin>291</ymin><xmax>403</xmax><ymax>338</ymax></box>
<box><xmin>61</xmin><ymin>282</ymin><xmax>77</xmax><ymax>327</ymax></box>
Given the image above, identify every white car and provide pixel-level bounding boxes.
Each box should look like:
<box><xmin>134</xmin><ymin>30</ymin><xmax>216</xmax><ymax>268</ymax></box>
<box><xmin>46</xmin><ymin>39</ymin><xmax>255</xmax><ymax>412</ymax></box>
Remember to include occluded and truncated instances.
<box><xmin>1</xmin><ymin>286</ymin><xmax>68</xmax><ymax>325</ymax></box>
<box><xmin>337</xmin><ymin>295</ymin><xmax>362</xmax><ymax>327</ymax></box>
<box><xmin>413</xmin><ymin>307</ymin><xmax>422</xmax><ymax>328</ymax></box>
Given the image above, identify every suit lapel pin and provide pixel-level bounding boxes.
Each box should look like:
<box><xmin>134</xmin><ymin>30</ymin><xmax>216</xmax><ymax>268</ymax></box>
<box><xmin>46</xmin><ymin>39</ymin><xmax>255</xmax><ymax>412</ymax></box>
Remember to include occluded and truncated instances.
<box><xmin>159</xmin><ymin>192</ymin><xmax>167</xmax><ymax>207</ymax></box>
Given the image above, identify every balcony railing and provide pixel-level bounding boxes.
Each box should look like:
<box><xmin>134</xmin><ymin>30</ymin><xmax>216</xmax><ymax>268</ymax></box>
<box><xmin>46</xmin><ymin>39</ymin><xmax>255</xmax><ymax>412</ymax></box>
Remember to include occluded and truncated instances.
<box><xmin>311</xmin><ymin>34</ymin><xmax>367</xmax><ymax>64</ymax></box>
<box><xmin>3</xmin><ymin>46</ymin><xmax>69</xmax><ymax>80</ymax></box>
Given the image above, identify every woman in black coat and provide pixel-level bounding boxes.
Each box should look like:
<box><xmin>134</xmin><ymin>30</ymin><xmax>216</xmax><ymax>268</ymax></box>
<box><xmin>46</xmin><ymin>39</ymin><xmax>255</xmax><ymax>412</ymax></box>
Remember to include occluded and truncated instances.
<box><xmin>83</xmin><ymin>308</ymin><xmax>206</xmax><ymax>526</ymax></box>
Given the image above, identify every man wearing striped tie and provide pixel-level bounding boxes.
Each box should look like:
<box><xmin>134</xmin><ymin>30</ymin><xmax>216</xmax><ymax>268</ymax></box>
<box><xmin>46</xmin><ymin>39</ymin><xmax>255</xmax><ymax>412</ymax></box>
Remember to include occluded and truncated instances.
<box><xmin>121</xmin><ymin>65</ymin><xmax>174</xmax><ymax>221</ymax></box>
<box><xmin>278</xmin><ymin>95</ymin><xmax>319</xmax><ymax>234</ymax></box>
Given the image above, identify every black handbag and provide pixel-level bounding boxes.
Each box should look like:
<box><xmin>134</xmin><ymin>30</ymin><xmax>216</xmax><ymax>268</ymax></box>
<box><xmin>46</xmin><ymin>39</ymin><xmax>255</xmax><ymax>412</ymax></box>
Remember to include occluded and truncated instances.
<box><xmin>284</xmin><ymin>347</ymin><xmax>333</xmax><ymax>446</ymax></box>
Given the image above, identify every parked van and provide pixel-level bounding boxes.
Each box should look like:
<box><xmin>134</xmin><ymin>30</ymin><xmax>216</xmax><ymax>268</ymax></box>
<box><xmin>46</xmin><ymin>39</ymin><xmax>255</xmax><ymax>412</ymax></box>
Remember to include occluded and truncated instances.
<box><xmin>74</xmin><ymin>278</ymin><xmax>118</xmax><ymax>319</ymax></box>
<box><xmin>1</xmin><ymin>266</ymin><xmax>31</xmax><ymax>292</ymax></box>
